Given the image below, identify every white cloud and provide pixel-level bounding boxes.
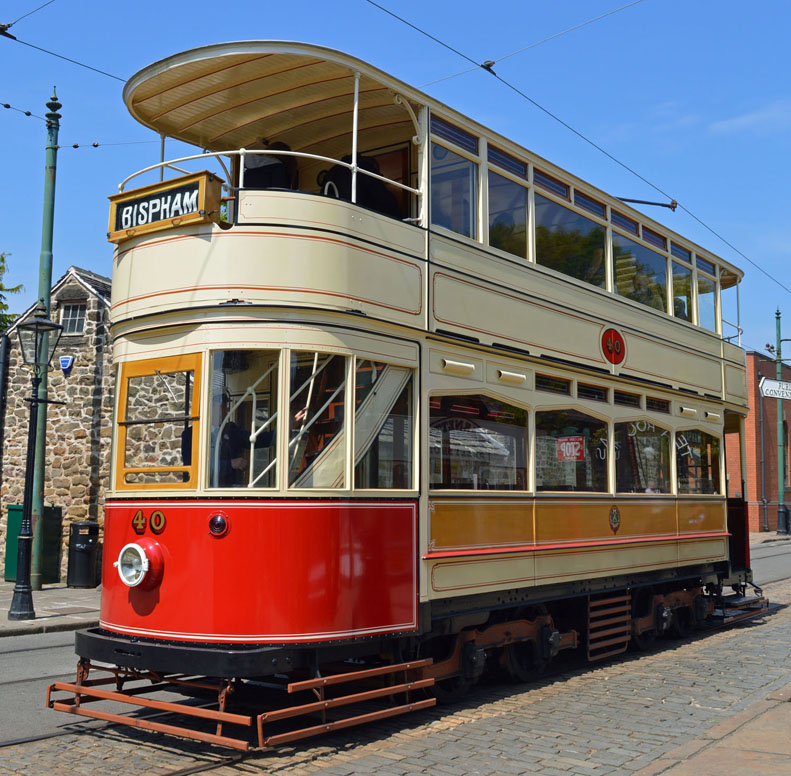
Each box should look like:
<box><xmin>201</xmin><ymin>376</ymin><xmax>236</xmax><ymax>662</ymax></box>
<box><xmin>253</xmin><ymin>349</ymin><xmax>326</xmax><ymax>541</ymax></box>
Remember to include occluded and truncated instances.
<box><xmin>709</xmin><ymin>99</ymin><xmax>791</xmax><ymax>135</ymax></box>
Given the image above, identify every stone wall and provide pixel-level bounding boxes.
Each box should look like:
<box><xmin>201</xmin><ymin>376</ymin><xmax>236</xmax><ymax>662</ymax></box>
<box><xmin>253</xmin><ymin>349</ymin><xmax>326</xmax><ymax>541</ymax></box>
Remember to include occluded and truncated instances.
<box><xmin>0</xmin><ymin>278</ymin><xmax>113</xmax><ymax>580</ymax></box>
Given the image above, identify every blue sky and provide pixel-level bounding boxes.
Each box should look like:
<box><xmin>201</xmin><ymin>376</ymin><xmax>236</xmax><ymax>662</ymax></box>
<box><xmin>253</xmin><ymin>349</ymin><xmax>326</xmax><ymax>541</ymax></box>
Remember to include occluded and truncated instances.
<box><xmin>1</xmin><ymin>0</ymin><xmax>789</xmax><ymax>354</ymax></box>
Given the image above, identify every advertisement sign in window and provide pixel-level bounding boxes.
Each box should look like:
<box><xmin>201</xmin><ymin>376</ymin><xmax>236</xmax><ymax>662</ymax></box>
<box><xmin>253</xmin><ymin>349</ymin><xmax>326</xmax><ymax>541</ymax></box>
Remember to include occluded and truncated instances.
<box><xmin>556</xmin><ymin>436</ymin><xmax>585</xmax><ymax>462</ymax></box>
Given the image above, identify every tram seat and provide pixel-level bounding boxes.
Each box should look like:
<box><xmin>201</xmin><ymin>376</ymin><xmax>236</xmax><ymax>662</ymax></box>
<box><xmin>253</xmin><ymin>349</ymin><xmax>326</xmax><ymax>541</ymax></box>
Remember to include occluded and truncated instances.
<box><xmin>317</xmin><ymin>155</ymin><xmax>400</xmax><ymax>218</ymax></box>
<box><xmin>243</xmin><ymin>142</ymin><xmax>298</xmax><ymax>190</ymax></box>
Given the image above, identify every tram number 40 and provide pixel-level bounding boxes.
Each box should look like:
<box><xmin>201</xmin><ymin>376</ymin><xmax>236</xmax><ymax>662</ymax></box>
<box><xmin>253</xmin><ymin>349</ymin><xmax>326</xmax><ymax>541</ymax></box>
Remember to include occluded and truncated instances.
<box><xmin>131</xmin><ymin>509</ymin><xmax>167</xmax><ymax>535</ymax></box>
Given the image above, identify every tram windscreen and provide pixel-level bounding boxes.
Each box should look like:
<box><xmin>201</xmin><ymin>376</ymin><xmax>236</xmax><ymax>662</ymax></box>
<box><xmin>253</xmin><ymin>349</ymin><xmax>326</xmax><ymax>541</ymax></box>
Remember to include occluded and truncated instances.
<box><xmin>289</xmin><ymin>352</ymin><xmax>347</xmax><ymax>488</ymax></box>
<box><xmin>208</xmin><ymin>350</ymin><xmax>279</xmax><ymax>488</ymax></box>
<box><xmin>122</xmin><ymin>366</ymin><xmax>196</xmax><ymax>484</ymax></box>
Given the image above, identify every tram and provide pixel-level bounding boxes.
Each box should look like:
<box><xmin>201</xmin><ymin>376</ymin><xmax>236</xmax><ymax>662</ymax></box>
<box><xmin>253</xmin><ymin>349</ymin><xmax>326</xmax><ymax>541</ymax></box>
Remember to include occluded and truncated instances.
<box><xmin>48</xmin><ymin>41</ymin><xmax>765</xmax><ymax>750</ymax></box>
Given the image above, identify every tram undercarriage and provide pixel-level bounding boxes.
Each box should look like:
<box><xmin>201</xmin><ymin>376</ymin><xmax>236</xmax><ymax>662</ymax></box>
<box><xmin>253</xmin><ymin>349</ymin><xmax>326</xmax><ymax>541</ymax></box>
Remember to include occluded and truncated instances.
<box><xmin>48</xmin><ymin>569</ymin><xmax>768</xmax><ymax>751</ymax></box>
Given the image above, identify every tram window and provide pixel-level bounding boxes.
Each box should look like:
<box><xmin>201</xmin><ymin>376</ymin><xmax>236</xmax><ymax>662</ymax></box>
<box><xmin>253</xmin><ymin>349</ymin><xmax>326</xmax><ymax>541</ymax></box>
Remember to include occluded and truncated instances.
<box><xmin>578</xmin><ymin>383</ymin><xmax>608</xmax><ymax>402</ymax></box>
<box><xmin>429</xmin><ymin>395</ymin><xmax>527</xmax><ymax>490</ymax></box>
<box><xmin>696</xmin><ymin>257</ymin><xmax>716</xmax><ymax>276</ymax></box>
<box><xmin>431</xmin><ymin>143</ymin><xmax>477</xmax><ymax>239</ymax></box>
<box><xmin>535</xmin><ymin>410</ymin><xmax>607</xmax><ymax>492</ymax></box>
<box><xmin>642</xmin><ymin>227</ymin><xmax>667</xmax><ymax>251</ymax></box>
<box><xmin>488</xmin><ymin>146</ymin><xmax>527</xmax><ymax>178</ymax></box>
<box><xmin>672</xmin><ymin>262</ymin><xmax>693</xmax><ymax>321</ymax></box>
<box><xmin>614</xmin><ymin>421</ymin><xmax>671</xmax><ymax>493</ymax></box>
<box><xmin>536</xmin><ymin>374</ymin><xmax>571</xmax><ymax>395</ymax></box>
<box><xmin>573</xmin><ymin>191</ymin><xmax>606</xmax><ymax>219</ymax></box>
<box><xmin>289</xmin><ymin>351</ymin><xmax>347</xmax><ymax>488</ymax></box>
<box><xmin>207</xmin><ymin>350</ymin><xmax>279</xmax><ymax>489</ymax></box>
<box><xmin>431</xmin><ymin>115</ymin><xmax>478</xmax><ymax>154</ymax></box>
<box><xmin>354</xmin><ymin>361</ymin><xmax>414</xmax><ymax>489</ymax></box>
<box><xmin>697</xmin><ymin>274</ymin><xmax>717</xmax><ymax>331</ymax></box>
<box><xmin>488</xmin><ymin>171</ymin><xmax>527</xmax><ymax>259</ymax></box>
<box><xmin>614</xmin><ymin>390</ymin><xmax>641</xmax><ymax>408</ymax></box>
<box><xmin>119</xmin><ymin>357</ymin><xmax>199</xmax><ymax>487</ymax></box>
<box><xmin>611</xmin><ymin>210</ymin><xmax>638</xmax><ymax>235</ymax></box>
<box><xmin>612</xmin><ymin>233</ymin><xmax>668</xmax><ymax>313</ymax></box>
<box><xmin>534</xmin><ymin>169</ymin><xmax>569</xmax><ymax>199</ymax></box>
<box><xmin>720</xmin><ymin>269</ymin><xmax>740</xmax><ymax>342</ymax></box>
<box><xmin>671</xmin><ymin>242</ymin><xmax>692</xmax><ymax>262</ymax></box>
<box><xmin>535</xmin><ymin>194</ymin><xmax>606</xmax><ymax>289</ymax></box>
<box><xmin>646</xmin><ymin>397</ymin><xmax>671</xmax><ymax>414</ymax></box>
<box><xmin>676</xmin><ymin>430</ymin><xmax>721</xmax><ymax>494</ymax></box>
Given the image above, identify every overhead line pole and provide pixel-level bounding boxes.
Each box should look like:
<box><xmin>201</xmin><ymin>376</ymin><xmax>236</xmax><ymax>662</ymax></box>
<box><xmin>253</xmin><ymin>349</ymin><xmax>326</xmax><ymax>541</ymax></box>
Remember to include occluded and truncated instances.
<box><xmin>30</xmin><ymin>90</ymin><xmax>61</xmax><ymax>589</ymax></box>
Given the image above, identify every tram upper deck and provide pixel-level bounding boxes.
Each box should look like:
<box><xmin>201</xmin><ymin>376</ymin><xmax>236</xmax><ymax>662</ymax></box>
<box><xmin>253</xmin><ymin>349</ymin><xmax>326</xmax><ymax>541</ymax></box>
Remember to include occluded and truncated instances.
<box><xmin>110</xmin><ymin>41</ymin><xmax>746</xmax><ymax>407</ymax></box>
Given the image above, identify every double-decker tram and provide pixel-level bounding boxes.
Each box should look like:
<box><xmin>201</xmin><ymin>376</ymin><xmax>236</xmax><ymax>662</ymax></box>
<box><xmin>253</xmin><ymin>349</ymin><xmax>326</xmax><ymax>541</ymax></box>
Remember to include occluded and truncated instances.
<box><xmin>48</xmin><ymin>41</ymin><xmax>766</xmax><ymax>750</ymax></box>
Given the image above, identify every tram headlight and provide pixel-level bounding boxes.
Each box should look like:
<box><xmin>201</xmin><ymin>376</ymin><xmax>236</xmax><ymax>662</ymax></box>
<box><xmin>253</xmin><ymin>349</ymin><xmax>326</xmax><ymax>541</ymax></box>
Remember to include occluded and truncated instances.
<box><xmin>113</xmin><ymin>540</ymin><xmax>164</xmax><ymax>588</ymax></box>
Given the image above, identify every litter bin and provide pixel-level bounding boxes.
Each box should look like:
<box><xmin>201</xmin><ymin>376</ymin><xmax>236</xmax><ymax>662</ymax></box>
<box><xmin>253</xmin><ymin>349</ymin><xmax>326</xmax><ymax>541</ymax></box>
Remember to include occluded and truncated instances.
<box><xmin>66</xmin><ymin>521</ymin><xmax>100</xmax><ymax>588</ymax></box>
<box><xmin>4</xmin><ymin>505</ymin><xmax>62</xmax><ymax>583</ymax></box>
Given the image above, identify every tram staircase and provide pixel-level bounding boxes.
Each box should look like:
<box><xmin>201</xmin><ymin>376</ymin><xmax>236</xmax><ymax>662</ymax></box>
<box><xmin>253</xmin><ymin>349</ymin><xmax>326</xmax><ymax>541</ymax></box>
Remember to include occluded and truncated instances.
<box><xmin>47</xmin><ymin>658</ymin><xmax>436</xmax><ymax>751</ymax></box>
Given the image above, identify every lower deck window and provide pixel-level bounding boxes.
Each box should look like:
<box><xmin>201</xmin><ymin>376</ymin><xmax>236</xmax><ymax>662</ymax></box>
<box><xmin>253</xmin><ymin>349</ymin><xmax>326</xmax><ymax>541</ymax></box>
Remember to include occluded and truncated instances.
<box><xmin>355</xmin><ymin>360</ymin><xmax>414</xmax><ymax>489</ymax></box>
<box><xmin>535</xmin><ymin>409</ymin><xmax>607</xmax><ymax>492</ymax></box>
<box><xmin>614</xmin><ymin>421</ymin><xmax>671</xmax><ymax>493</ymax></box>
<box><xmin>676</xmin><ymin>430</ymin><xmax>721</xmax><ymax>494</ymax></box>
<box><xmin>208</xmin><ymin>350</ymin><xmax>279</xmax><ymax>488</ymax></box>
<box><xmin>429</xmin><ymin>395</ymin><xmax>527</xmax><ymax>490</ymax></box>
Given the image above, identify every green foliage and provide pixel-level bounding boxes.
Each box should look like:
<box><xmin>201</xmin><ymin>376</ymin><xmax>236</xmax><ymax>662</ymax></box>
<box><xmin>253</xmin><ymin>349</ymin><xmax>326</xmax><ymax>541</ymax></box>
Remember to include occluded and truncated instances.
<box><xmin>0</xmin><ymin>253</ymin><xmax>23</xmax><ymax>332</ymax></box>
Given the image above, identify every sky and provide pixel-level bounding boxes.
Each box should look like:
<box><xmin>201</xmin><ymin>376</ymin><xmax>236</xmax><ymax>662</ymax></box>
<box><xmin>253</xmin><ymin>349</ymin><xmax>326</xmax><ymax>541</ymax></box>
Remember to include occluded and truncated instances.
<box><xmin>1</xmin><ymin>0</ymin><xmax>789</xmax><ymax>356</ymax></box>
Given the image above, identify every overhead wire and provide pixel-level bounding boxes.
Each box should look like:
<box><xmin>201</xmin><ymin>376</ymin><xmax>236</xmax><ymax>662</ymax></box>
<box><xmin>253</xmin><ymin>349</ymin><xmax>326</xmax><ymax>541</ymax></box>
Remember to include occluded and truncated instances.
<box><xmin>365</xmin><ymin>0</ymin><xmax>791</xmax><ymax>296</ymax></box>
<box><xmin>1</xmin><ymin>100</ymin><xmax>45</xmax><ymax>120</ymax></box>
<box><xmin>422</xmin><ymin>0</ymin><xmax>648</xmax><ymax>87</ymax></box>
<box><xmin>8</xmin><ymin>37</ymin><xmax>125</xmax><ymax>81</ymax></box>
<box><xmin>8</xmin><ymin>0</ymin><xmax>57</xmax><ymax>27</ymax></box>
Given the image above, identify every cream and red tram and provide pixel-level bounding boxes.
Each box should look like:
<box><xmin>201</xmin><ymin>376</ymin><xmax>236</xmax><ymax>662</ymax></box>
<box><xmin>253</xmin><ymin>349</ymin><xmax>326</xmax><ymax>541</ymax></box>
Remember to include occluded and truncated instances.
<box><xmin>48</xmin><ymin>41</ymin><xmax>762</xmax><ymax>749</ymax></box>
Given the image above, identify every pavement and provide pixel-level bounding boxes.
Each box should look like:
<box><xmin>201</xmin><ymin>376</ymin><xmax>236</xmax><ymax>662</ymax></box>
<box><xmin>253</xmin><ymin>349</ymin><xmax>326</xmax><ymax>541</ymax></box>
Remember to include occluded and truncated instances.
<box><xmin>2</xmin><ymin>532</ymin><xmax>791</xmax><ymax>776</ymax></box>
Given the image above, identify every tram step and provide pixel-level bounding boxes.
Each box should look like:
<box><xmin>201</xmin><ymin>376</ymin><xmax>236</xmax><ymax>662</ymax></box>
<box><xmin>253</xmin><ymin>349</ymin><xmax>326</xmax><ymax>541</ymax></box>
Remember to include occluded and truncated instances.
<box><xmin>48</xmin><ymin>658</ymin><xmax>436</xmax><ymax>751</ymax></box>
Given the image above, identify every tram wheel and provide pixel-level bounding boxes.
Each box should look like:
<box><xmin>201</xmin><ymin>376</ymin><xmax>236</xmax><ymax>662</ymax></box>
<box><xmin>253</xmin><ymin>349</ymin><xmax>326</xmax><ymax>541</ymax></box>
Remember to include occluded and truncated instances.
<box><xmin>501</xmin><ymin>605</ymin><xmax>551</xmax><ymax>682</ymax></box>
<box><xmin>670</xmin><ymin>606</ymin><xmax>692</xmax><ymax>638</ymax></box>
<box><xmin>631</xmin><ymin>589</ymin><xmax>657</xmax><ymax>651</ymax></box>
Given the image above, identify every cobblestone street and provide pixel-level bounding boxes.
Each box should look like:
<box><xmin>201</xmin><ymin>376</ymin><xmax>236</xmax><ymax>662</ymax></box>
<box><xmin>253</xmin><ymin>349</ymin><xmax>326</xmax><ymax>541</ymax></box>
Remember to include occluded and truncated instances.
<box><xmin>4</xmin><ymin>579</ymin><xmax>790</xmax><ymax>776</ymax></box>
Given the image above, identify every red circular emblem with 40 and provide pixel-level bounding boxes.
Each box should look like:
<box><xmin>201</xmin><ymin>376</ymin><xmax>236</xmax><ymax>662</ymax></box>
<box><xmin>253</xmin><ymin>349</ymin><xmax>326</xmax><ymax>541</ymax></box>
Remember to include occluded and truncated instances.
<box><xmin>602</xmin><ymin>328</ymin><xmax>626</xmax><ymax>365</ymax></box>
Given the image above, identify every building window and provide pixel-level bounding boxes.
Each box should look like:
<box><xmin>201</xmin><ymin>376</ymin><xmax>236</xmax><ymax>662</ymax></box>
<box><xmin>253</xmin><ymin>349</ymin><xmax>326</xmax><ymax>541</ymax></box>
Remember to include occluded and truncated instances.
<box><xmin>61</xmin><ymin>303</ymin><xmax>86</xmax><ymax>334</ymax></box>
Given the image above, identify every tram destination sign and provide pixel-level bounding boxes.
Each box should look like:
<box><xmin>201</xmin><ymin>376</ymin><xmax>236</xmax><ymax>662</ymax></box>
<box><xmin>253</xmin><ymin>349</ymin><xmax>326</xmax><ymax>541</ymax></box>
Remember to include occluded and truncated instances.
<box><xmin>759</xmin><ymin>376</ymin><xmax>791</xmax><ymax>399</ymax></box>
<box><xmin>108</xmin><ymin>171</ymin><xmax>222</xmax><ymax>243</ymax></box>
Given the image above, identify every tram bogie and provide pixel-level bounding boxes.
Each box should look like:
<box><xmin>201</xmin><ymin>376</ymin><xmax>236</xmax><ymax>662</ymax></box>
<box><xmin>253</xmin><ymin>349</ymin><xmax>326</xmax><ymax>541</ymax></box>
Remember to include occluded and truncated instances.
<box><xmin>48</xmin><ymin>40</ymin><xmax>765</xmax><ymax>749</ymax></box>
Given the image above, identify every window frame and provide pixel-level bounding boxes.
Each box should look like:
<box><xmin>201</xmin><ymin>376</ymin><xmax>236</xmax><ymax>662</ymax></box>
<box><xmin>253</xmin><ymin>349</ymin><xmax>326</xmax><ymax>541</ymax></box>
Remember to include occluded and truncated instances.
<box><xmin>114</xmin><ymin>353</ymin><xmax>202</xmax><ymax>491</ymax></box>
<box><xmin>60</xmin><ymin>302</ymin><xmax>87</xmax><ymax>335</ymax></box>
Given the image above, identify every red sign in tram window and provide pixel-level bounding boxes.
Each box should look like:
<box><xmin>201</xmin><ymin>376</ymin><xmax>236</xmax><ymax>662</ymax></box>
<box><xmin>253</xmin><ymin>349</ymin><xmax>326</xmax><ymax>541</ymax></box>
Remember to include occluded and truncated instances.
<box><xmin>557</xmin><ymin>436</ymin><xmax>586</xmax><ymax>462</ymax></box>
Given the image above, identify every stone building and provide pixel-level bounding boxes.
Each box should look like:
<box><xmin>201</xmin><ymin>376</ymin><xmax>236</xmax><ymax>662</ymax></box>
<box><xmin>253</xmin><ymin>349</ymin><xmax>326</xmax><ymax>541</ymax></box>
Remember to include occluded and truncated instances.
<box><xmin>0</xmin><ymin>266</ymin><xmax>113</xmax><ymax>580</ymax></box>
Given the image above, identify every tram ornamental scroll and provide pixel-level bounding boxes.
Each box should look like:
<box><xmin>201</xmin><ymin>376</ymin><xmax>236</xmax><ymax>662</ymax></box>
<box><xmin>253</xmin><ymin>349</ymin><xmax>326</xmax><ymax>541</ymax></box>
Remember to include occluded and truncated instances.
<box><xmin>107</xmin><ymin>170</ymin><xmax>222</xmax><ymax>243</ymax></box>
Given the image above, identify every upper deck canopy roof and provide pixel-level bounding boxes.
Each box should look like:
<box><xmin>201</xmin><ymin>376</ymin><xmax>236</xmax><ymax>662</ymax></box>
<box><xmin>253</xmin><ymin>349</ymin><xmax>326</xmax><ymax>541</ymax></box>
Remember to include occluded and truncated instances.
<box><xmin>124</xmin><ymin>41</ymin><xmax>742</xmax><ymax>283</ymax></box>
<box><xmin>124</xmin><ymin>41</ymin><xmax>421</xmax><ymax>157</ymax></box>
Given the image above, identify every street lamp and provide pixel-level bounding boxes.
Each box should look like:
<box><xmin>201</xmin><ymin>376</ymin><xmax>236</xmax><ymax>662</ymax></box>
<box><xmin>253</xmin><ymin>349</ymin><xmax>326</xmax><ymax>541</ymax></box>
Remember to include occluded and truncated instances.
<box><xmin>8</xmin><ymin>302</ymin><xmax>62</xmax><ymax>620</ymax></box>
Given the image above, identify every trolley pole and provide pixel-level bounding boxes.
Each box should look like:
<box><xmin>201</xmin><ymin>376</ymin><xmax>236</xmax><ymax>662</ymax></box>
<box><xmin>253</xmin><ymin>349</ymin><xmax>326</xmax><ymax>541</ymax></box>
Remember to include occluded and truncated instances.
<box><xmin>30</xmin><ymin>90</ymin><xmax>61</xmax><ymax>589</ymax></box>
<box><xmin>776</xmin><ymin>310</ymin><xmax>789</xmax><ymax>535</ymax></box>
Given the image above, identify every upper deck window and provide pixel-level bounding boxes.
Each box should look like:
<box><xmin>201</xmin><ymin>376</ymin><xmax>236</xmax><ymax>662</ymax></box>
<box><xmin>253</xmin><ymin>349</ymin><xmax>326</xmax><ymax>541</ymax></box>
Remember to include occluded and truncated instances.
<box><xmin>612</xmin><ymin>233</ymin><xmax>668</xmax><ymax>313</ymax></box>
<box><xmin>672</xmin><ymin>262</ymin><xmax>693</xmax><ymax>322</ymax></box>
<box><xmin>488</xmin><ymin>170</ymin><xmax>527</xmax><ymax>259</ymax></box>
<box><xmin>671</xmin><ymin>242</ymin><xmax>691</xmax><ymax>262</ymax></box>
<box><xmin>535</xmin><ymin>194</ymin><xmax>606</xmax><ymax>289</ymax></box>
<box><xmin>696</xmin><ymin>256</ymin><xmax>716</xmax><ymax>276</ymax></box>
<box><xmin>611</xmin><ymin>210</ymin><xmax>639</xmax><ymax>236</ymax></box>
<box><xmin>488</xmin><ymin>146</ymin><xmax>527</xmax><ymax>178</ymax></box>
<box><xmin>534</xmin><ymin>169</ymin><xmax>570</xmax><ymax>199</ymax></box>
<box><xmin>697</xmin><ymin>275</ymin><xmax>717</xmax><ymax>331</ymax></box>
<box><xmin>642</xmin><ymin>227</ymin><xmax>667</xmax><ymax>251</ymax></box>
<box><xmin>574</xmin><ymin>191</ymin><xmax>606</xmax><ymax>219</ymax></box>
<box><xmin>431</xmin><ymin>115</ymin><xmax>478</xmax><ymax>154</ymax></box>
<box><xmin>431</xmin><ymin>143</ymin><xmax>478</xmax><ymax>239</ymax></box>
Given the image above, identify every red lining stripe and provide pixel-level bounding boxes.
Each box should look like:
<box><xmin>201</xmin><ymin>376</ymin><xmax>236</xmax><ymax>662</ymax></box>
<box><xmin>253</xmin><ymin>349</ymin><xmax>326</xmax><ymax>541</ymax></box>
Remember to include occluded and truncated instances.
<box><xmin>423</xmin><ymin>531</ymin><xmax>730</xmax><ymax>559</ymax></box>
